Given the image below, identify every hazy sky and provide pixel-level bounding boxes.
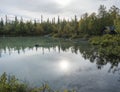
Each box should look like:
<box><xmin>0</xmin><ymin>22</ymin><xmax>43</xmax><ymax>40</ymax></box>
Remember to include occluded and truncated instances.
<box><xmin>0</xmin><ymin>0</ymin><xmax>120</xmax><ymax>20</ymax></box>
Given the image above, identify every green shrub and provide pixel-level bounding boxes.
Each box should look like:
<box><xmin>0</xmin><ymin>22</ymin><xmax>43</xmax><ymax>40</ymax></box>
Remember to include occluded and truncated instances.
<box><xmin>0</xmin><ymin>73</ymin><xmax>75</xmax><ymax>92</ymax></box>
<box><xmin>90</xmin><ymin>34</ymin><xmax>120</xmax><ymax>58</ymax></box>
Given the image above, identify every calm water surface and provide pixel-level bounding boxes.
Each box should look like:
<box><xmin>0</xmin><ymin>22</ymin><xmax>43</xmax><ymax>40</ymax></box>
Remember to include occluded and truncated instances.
<box><xmin>0</xmin><ymin>37</ymin><xmax>120</xmax><ymax>92</ymax></box>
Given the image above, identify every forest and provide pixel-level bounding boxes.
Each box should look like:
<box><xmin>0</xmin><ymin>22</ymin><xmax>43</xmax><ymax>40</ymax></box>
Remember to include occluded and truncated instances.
<box><xmin>0</xmin><ymin>5</ymin><xmax>120</xmax><ymax>38</ymax></box>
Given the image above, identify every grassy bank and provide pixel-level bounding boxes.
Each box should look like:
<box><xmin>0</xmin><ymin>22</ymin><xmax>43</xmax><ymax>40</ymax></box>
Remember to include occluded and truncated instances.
<box><xmin>0</xmin><ymin>73</ymin><xmax>75</xmax><ymax>92</ymax></box>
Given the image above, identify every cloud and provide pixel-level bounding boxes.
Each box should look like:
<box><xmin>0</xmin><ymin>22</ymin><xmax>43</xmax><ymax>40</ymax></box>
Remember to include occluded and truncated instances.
<box><xmin>0</xmin><ymin>0</ymin><xmax>120</xmax><ymax>19</ymax></box>
<box><xmin>15</xmin><ymin>0</ymin><xmax>64</xmax><ymax>14</ymax></box>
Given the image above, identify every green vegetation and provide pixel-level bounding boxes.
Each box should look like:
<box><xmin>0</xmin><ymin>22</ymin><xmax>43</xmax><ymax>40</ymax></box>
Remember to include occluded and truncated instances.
<box><xmin>0</xmin><ymin>72</ymin><xmax>75</xmax><ymax>92</ymax></box>
<box><xmin>90</xmin><ymin>34</ymin><xmax>120</xmax><ymax>58</ymax></box>
<box><xmin>0</xmin><ymin>5</ymin><xmax>120</xmax><ymax>38</ymax></box>
<box><xmin>0</xmin><ymin>72</ymin><xmax>27</xmax><ymax>92</ymax></box>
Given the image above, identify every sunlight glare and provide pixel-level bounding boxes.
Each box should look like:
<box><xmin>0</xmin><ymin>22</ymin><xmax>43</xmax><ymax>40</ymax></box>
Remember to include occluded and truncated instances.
<box><xmin>59</xmin><ymin>60</ymin><xmax>70</xmax><ymax>71</ymax></box>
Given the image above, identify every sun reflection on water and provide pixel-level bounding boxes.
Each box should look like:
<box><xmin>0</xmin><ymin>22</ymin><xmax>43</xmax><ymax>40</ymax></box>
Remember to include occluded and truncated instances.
<box><xmin>59</xmin><ymin>60</ymin><xmax>70</xmax><ymax>72</ymax></box>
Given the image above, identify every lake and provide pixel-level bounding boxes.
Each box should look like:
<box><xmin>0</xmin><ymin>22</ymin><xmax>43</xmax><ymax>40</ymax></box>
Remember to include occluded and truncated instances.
<box><xmin>0</xmin><ymin>37</ymin><xmax>120</xmax><ymax>92</ymax></box>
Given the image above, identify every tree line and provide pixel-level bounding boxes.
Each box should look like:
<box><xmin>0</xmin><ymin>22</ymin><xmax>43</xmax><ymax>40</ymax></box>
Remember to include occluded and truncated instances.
<box><xmin>0</xmin><ymin>5</ymin><xmax>120</xmax><ymax>38</ymax></box>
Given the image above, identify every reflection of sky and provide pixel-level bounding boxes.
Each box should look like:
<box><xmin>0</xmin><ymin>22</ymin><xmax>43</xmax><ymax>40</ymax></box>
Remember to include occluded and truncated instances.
<box><xmin>0</xmin><ymin>47</ymin><xmax>120</xmax><ymax>91</ymax></box>
<box><xmin>0</xmin><ymin>47</ymin><xmax>95</xmax><ymax>81</ymax></box>
<box><xmin>59</xmin><ymin>60</ymin><xmax>70</xmax><ymax>72</ymax></box>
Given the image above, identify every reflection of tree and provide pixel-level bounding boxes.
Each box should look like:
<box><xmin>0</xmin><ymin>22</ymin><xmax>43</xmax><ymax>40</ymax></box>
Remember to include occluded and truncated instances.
<box><xmin>79</xmin><ymin>45</ymin><xmax>120</xmax><ymax>72</ymax></box>
<box><xmin>0</xmin><ymin>50</ymin><xmax>1</xmax><ymax>57</ymax></box>
<box><xmin>0</xmin><ymin>37</ymin><xmax>120</xmax><ymax>73</ymax></box>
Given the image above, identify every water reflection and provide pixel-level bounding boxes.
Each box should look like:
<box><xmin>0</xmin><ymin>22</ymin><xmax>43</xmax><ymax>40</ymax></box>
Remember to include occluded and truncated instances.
<box><xmin>0</xmin><ymin>37</ymin><xmax>120</xmax><ymax>72</ymax></box>
<box><xmin>59</xmin><ymin>60</ymin><xmax>70</xmax><ymax>72</ymax></box>
<box><xmin>0</xmin><ymin>37</ymin><xmax>120</xmax><ymax>91</ymax></box>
